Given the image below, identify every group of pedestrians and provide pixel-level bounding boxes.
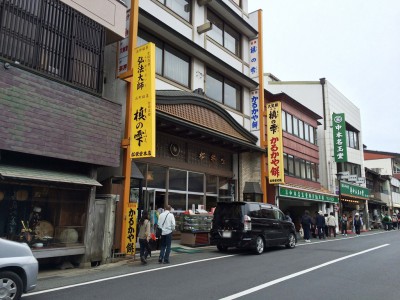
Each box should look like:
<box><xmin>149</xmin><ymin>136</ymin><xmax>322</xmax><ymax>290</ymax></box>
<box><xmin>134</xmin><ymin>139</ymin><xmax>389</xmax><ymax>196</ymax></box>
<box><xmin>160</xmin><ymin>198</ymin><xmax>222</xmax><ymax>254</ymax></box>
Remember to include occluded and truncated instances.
<box><xmin>300</xmin><ymin>210</ymin><xmax>364</xmax><ymax>242</ymax></box>
<box><xmin>382</xmin><ymin>212</ymin><xmax>400</xmax><ymax>231</ymax></box>
<box><xmin>137</xmin><ymin>205</ymin><xmax>176</xmax><ymax>265</ymax></box>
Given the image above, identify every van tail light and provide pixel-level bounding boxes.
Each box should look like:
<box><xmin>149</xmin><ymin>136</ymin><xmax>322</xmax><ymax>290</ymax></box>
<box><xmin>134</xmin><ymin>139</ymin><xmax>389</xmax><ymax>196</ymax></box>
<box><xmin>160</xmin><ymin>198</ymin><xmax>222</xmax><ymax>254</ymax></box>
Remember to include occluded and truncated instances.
<box><xmin>244</xmin><ymin>215</ymin><xmax>252</xmax><ymax>231</ymax></box>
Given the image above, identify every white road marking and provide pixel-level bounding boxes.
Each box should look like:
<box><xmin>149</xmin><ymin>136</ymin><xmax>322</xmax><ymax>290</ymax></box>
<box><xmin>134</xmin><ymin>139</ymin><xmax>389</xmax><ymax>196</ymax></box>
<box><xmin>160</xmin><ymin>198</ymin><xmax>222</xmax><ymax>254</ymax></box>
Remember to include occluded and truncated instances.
<box><xmin>219</xmin><ymin>244</ymin><xmax>389</xmax><ymax>300</ymax></box>
<box><xmin>296</xmin><ymin>231</ymin><xmax>386</xmax><ymax>246</ymax></box>
<box><xmin>23</xmin><ymin>254</ymin><xmax>235</xmax><ymax>297</ymax></box>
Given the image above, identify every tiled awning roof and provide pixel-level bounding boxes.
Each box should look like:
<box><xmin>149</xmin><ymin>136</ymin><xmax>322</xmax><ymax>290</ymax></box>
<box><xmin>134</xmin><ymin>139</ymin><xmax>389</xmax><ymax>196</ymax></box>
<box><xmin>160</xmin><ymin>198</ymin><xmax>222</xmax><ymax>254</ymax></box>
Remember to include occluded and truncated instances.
<box><xmin>0</xmin><ymin>164</ymin><xmax>101</xmax><ymax>186</ymax></box>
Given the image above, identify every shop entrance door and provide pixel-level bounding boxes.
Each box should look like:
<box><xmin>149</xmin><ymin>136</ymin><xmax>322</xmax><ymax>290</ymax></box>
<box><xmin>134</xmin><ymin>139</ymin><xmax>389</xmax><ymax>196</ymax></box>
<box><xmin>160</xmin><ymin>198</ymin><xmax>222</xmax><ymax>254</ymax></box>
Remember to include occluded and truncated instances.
<box><xmin>142</xmin><ymin>189</ymin><xmax>165</xmax><ymax>232</ymax></box>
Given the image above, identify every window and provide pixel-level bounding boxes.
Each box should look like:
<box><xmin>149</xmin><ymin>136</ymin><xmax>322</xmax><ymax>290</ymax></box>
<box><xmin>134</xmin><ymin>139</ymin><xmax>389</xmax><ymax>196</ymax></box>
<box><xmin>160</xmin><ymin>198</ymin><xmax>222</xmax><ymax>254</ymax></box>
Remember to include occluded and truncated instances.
<box><xmin>304</xmin><ymin>123</ymin><xmax>310</xmax><ymax>141</ymax></box>
<box><xmin>283</xmin><ymin>153</ymin><xmax>288</xmax><ymax>175</ymax></box>
<box><xmin>346</xmin><ymin>129</ymin><xmax>359</xmax><ymax>150</ymax></box>
<box><xmin>295</xmin><ymin>157</ymin><xmax>301</xmax><ymax>177</ymax></box>
<box><xmin>188</xmin><ymin>172</ymin><xmax>204</xmax><ymax>193</ymax></box>
<box><xmin>206</xmin><ymin>69</ymin><xmax>242</xmax><ymax>111</ymax></box>
<box><xmin>306</xmin><ymin>162</ymin><xmax>312</xmax><ymax>180</ymax></box>
<box><xmin>287</xmin><ymin>113</ymin><xmax>293</xmax><ymax>134</ymax></box>
<box><xmin>337</xmin><ymin>162</ymin><xmax>361</xmax><ymax>177</ymax></box>
<box><xmin>288</xmin><ymin>155</ymin><xmax>294</xmax><ymax>176</ymax></box>
<box><xmin>310</xmin><ymin>126</ymin><xmax>315</xmax><ymax>144</ymax></box>
<box><xmin>207</xmin><ymin>9</ymin><xmax>240</xmax><ymax>56</ymax></box>
<box><xmin>158</xmin><ymin>0</ymin><xmax>191</xmax><ymax>22</ymax></box>
<box><xmin>138</xmin><ymin>30</ymin><xmax>190</xmax><ymax>87</ymax></box>
<box><xmin>0</xmin><ymin>0</ymin><xmax>105</xmax><ymax>93</ymax></box>
<box><xmin>300</xmin><ymin>159</ymin><xmax>306</xmax><ymax>179</ymax></box>
<box><xmin>298</xmin><ymin>120</ymin><xmax>304</xmax><ymax>139</ymax></box>
<box><xmin>169</xmin><ymin>169</ymin><xmax>187</xmax><ymax>191</ymax></box>
<box><xmin>282</xmin><ymin>111</ymin><xmax>287</xmax><ymax>131</ymax></box>
<box><xmin>293</xmin><ymin>117</ymin><xmax>299</xmax><ymax>136</ymax></box>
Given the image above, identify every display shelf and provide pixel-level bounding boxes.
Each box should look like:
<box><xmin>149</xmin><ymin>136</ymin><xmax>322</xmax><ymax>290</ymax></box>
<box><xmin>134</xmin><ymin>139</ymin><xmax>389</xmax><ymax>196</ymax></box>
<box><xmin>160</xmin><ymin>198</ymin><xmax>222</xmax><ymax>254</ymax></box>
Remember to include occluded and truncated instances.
<box><xmin>179</xmin><ymin>213</ymin><xmax>213</xmax><ymax>246</ymax></box>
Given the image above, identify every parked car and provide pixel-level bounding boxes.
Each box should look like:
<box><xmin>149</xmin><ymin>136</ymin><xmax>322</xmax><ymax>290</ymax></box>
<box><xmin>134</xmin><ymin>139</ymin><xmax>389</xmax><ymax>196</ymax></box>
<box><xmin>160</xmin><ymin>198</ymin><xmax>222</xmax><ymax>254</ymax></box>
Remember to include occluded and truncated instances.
<box><xmin>0</xmin><ymin>238</ymin><xmax>38</xmax><ymax>300</ymax></box>
<box><xmin>210</xmin><ymin>202</ymin><xmax>297</xmax><ymax>254</ymax></box>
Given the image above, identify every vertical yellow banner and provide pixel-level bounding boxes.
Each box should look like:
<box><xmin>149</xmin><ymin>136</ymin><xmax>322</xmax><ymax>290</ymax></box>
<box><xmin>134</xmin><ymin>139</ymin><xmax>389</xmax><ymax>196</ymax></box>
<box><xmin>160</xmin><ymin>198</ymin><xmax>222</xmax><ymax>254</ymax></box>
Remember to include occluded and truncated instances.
<box><xmin>266</xmin><ymin>101</ymin><xmax>285</xmax><ymax>184</ymax></box>
<box><xmin>130</xmin><ymin>42</ymin><xmax>156</xmax><ymax>158</ymax></box>
<box><xmin>125</xmin><ymin>202</ymin><xmax>138</xmax><ymax>255</ymax></box>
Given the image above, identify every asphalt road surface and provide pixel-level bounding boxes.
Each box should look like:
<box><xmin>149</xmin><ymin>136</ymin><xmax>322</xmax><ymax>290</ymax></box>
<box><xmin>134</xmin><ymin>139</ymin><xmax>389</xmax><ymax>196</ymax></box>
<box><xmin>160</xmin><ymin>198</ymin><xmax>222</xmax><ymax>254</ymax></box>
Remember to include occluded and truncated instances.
<box><xmin>24</xmin><ymin>230</ymin><xmax>400</xmax><ymax>300</ymax></box>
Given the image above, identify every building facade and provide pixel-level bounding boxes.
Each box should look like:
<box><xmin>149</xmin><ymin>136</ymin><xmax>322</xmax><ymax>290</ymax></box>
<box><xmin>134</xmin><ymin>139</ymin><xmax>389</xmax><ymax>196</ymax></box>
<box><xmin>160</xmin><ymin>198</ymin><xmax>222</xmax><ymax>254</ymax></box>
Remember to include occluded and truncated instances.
<box><xmin>0</xmin><ymin>0</ymin><xmax>126</xmax><ymax>264</ymax></box>
<box><xmin>364</xmin><ymin>150</ymin><xmax>400</xmax><ymax>213</ymax></box>
<box><xmin>98</xmin><ymin>0</ymin><xmax>265</xmax><ymax>252</ymax></box>
<box><xmin>265</xmin><ymin>75</ymin><xmax>367</xmax><ymax>228</ymax></box>
<box><xmin>263</xmin><ymin>89</ymin><xmax>338</xmax><ymax>231</ymax></box>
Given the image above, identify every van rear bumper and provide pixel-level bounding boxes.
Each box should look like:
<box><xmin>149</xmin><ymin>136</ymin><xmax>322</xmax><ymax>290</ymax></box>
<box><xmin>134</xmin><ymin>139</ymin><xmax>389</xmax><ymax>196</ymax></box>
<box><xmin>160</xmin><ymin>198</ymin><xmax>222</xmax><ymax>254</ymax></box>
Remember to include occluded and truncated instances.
<box><xmin>210</xmin><ymin>230</ymin><xmax>255</xmax><ymax>249</ymax></box>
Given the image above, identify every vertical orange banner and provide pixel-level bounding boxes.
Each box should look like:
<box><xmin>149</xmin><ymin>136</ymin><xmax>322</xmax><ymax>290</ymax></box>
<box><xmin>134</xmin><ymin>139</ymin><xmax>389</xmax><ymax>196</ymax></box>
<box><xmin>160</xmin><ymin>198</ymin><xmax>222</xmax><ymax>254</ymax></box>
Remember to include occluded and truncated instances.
<box><xmin>266</xmin><ymin>101</ymin><xmax>285</xmax><ymax>184</ymax></box>
<box><xmin>125</xmin><ymin>202</ymin><xmax>138</xmax><ymax>255</ymax></box>
<box><xmin>130</xmin><ymin>42</ymin><xmax>156</xmax><ymax>158</ymax></box>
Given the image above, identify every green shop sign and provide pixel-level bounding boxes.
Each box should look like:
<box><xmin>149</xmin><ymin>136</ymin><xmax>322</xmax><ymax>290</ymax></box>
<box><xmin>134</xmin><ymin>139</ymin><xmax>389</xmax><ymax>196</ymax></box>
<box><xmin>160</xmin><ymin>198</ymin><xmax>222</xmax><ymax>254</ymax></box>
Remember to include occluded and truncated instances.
<box><xmin>340</xmin><ymin>182</ymin><xmax>369</xmax><ymax>199</ymax></box>
<box><xmin>279</xmin><ymin>187</ymin><xmax>339</xmax><ymax>203</ymax></box>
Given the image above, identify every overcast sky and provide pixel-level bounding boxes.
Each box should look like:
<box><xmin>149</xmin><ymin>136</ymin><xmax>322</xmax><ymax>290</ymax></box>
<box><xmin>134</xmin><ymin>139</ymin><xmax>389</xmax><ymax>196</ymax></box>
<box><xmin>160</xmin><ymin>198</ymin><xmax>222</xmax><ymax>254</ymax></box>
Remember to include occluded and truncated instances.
<box><xmin>248</xmin><ymin>0</ymin><xmax>400</xmax><ymax>153</ymax></box>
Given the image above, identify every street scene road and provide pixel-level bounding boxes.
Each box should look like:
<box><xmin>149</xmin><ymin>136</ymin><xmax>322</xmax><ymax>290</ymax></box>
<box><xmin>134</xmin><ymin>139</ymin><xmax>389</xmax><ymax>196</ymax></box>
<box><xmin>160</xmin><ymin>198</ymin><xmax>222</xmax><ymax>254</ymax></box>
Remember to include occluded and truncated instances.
<box><xmin>24</xmin><ymin>230</ymin><xmax>399</xmax><ymax>300</ymax></box>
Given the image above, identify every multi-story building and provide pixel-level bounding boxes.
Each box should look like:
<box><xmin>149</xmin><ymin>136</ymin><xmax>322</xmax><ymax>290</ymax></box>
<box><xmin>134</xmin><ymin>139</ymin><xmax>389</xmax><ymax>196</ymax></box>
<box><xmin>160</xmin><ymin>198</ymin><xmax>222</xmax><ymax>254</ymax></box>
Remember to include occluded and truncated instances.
<box><xmin>365</xmin><ymin>167</ymin><xmax>389</xmax><ymax>229</ymax></box>
<box><xmin>0</xmin><ymin>0</ymin><xmax>126</xmax><ymax>264</ymax></box>
<box><xmin>263</xmin><ymin>89</ymin><xmax>338</xmax><ymax>229</ymax></box>
<box><xmin>98</xmin><ymin>1</ymin><xmax>265</xmax><ymax>252</ymax></box>
<box><xmin>364</xmin><ymin>150</ymin><xmax>400</xmax><ymax>213</ymax></box>
<box><xmin>265</xmin><ymin>74</ymin><xmax>368</xmax><ymax>224</ymax></box>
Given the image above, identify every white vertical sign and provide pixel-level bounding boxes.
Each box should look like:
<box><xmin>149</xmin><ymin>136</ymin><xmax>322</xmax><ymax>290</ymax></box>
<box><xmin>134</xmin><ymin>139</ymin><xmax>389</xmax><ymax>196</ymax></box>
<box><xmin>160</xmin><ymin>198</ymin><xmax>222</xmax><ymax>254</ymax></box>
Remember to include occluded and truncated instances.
<box><xmin>250</xmin><ymin>90</ymin><xmax>260</xmax><ymax>131</ymax></box>
<box><xmin>249</xmin><ymin>38</ymin><xmax>259</xmax><ymax>79</ymax></box>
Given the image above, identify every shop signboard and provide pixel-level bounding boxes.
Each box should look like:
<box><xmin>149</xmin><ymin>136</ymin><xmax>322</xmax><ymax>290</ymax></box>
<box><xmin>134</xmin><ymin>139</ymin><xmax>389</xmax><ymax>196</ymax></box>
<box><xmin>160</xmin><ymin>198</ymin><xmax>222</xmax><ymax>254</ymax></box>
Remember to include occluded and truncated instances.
<box><xmin>250</xmin><ymin>90</ymin><xmax>260</xmax><ymax>131</ymax></box>
<box><xmin>279</xmin><ymin>186</ymin><xmax>339</xmax><ymax>203</ymax></box>
<box><xmin>340</xmin><ymin>182</ymin><xmax>369</xmax><ymax>199</ymax></box>
<box><xmin>266</xmin><ymin>101</ymin><xmax>285</xmax><ymax>184</ymax></box>
<box><xmin>124</xmin><ymin>202</ymin><xmax>138</xmax><ymax>255</ymax></box>
<box><xmin>130</xmin><ymin>42</ymin><xmax>156</xmax><ymax>159</ymax></box>
<box><xmin>332</xmin><ymin>113</ymin><xmax>348</xmax><ymax>162</ymax></box>
<box><xmin>249</xmin><ymin>38</ymin><xmax>259</xmax><ymax>79</ymax></box>
<box><xmin>117</xmin><ymin>8</ymin><xmax>130</xmax><ymax>76</ymax></box>
<box><xmin>347</xmin><ymin>174</ymin><xmax>358</xmax><ymax>182</ymax></box>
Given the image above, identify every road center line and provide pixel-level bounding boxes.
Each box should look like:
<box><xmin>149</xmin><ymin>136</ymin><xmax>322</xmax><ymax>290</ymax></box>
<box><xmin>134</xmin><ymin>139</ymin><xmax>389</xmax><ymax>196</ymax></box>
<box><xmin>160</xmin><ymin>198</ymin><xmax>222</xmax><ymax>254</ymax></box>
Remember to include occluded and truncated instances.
<box><xmin>23</xmin><ymin>254</ymin><xmax>235</xmax><ymax>298</ymax></box>
<box><xmin>219</xmin><ymin>244</ymin><xmax>389</xmax><ymax>300</ymax></box>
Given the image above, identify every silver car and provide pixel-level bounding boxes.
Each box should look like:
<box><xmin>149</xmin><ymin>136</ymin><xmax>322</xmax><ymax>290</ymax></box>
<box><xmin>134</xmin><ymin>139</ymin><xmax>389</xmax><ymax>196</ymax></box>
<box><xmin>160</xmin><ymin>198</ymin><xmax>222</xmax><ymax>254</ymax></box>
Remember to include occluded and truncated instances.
<box><xmin>0</xmin><ymin>238</ymin><xmax>38</xmax><ymax>300</ymax></box>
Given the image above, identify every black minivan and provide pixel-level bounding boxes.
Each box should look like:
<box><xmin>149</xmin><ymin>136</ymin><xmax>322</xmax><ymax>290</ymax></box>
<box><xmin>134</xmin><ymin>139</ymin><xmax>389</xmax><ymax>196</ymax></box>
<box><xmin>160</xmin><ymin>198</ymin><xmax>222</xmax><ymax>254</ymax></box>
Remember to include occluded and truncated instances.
<box><xmin>210</xmin><ymin>202</ymin><xmax>297</xmax><ymax>254</ymax></box>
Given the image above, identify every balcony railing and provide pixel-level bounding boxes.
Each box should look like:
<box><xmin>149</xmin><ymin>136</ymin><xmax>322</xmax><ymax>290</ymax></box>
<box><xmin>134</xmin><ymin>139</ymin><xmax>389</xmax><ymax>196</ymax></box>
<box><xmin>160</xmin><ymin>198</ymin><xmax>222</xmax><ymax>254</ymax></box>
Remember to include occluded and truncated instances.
<box><xmin>0</xmin><ymin>0</ymin><xmax>105</xmax><ymax>94</ymax></box>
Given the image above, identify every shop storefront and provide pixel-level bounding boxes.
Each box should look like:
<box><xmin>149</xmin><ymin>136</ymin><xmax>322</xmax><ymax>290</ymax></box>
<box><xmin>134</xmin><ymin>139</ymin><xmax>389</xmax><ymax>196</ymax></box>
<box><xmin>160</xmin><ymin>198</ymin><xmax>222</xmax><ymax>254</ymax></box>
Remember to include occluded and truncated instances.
<box><xmin>339</xmin><ymin>182</ymin><xmax>369</xmax><ymax>231</ymax></box>
<box><xmin>0</xmin><ymin>163</ymin><xmax>102</xmax><ymax>263</ymax></box>
<box><xmin>277</xmin><ymin>184</ymin><xmax>339</xmax><ymax>232</ymax></box>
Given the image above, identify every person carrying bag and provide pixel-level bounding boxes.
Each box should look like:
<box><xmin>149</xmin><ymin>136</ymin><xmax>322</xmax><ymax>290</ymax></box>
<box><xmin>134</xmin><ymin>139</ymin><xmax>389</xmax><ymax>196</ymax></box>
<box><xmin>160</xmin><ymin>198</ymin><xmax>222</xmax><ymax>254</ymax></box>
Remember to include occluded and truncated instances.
<box><xmin>138</xmin><ymin>211</ymin><xmax>151</xmax><ymax>264</ymax></box>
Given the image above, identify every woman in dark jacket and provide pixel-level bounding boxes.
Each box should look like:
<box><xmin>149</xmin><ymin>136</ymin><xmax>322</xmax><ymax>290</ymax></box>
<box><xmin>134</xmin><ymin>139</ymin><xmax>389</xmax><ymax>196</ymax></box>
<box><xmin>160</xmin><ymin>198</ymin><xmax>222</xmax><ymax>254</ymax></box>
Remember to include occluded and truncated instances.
<box><xmin>301</xmin><ymin>210</ymin><xmax>312</xmax><ymax>242</ymax></box>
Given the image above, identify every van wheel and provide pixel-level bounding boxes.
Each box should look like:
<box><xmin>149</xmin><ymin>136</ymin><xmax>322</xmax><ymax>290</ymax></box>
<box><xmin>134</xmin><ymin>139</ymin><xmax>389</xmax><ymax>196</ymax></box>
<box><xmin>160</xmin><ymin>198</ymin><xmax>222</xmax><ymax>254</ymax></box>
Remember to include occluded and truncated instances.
<box><xmin>0</xmin><ymin>271</ymin><xmax>23</xmax><ymax>300</ymax></box>
<box><xmin>255</xmin><ymin>236</ymin><xmax>264</xmax><ymax>254</ymax></box>
<box><xmin>217</xmin><ymin>244</ymin><xmax>228</xmax><ymax>252</ymax></box>
<box><xmin>285</xmin><ymin>233</ymin><xmax>296</xmax><ymax>249</ymax></box>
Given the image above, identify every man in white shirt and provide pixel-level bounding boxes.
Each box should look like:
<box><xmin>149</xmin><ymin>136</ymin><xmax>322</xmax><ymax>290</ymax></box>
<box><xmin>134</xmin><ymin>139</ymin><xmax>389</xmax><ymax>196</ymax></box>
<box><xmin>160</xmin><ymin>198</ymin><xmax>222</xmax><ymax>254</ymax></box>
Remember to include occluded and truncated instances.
<box><xmin>158</xmin><ymin>205</ymin><xmax>175</xmax><ymax>264</ymax></box>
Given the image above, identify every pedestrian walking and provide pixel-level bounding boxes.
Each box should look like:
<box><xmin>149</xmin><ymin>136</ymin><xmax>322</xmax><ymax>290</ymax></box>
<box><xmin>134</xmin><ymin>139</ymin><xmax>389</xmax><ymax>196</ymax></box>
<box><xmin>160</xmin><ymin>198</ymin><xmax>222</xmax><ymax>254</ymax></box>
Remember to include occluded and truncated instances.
<box><xmin>324</xmin><ymin>213</ymin><xmax>329</xmax><ymax>237</ymax></box>
<box><xmin>158</xmin><ymin>205</ymin><xmax>176</xmax><ymax>264</ymax></box>
<box><xmin>382</xmin><ymin>213</ymin><xmax>391</xmax><ymax>231</ymax></box>
<box><xmin>316</xmin><ymin>211</ymin><xmax>326</xmax><ymax>239</ymax></box>
<box><xmin>397</xmin><ymin>211</ymin><xmax>400</xmax><ymax>230</ymax></box>
<box><xmin>301</xmin><ymin>210</ymin><xmax>312</xmax><ymax>242</ymax></box>
<box><xmin>138</xmin><ymin>211</ymin><xmax>151</xmax><ymax>264</ymax></box>
<box><xmin>327</xmin><ymin>212</ymin><xmax>337</xmax><ymax>237</ymax></box>
<box><xmin>392</xmin><ymin>214</ymin><xmax>398</xmax><ymax>230</ymax></box>
<box><xmin>341</xmin><ymin>213</ymin><xmax>348</xmax><ymax>236</ymax></box>
<box><xmin>353</xmin><ymin>212</ymin><xmax>363</xmax><ymax>236</ymax></box>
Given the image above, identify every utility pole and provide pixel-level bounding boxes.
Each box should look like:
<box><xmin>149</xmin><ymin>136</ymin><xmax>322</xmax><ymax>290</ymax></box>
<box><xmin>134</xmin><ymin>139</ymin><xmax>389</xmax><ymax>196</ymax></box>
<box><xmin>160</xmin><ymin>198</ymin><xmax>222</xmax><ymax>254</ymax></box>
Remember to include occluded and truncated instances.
<box><xmin>119</xmin><ymin>0</ymin><xmax>139</xmax><ymax>255</ymax></box>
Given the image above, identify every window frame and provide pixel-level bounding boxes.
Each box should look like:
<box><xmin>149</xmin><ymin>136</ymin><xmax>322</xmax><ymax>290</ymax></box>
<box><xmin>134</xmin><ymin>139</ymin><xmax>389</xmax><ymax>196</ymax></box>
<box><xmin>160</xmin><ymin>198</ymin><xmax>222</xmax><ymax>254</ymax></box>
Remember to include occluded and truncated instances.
<box><xmin>158</xmin><ymin>0</ymin><xmax>192</xmax><ymax>22</ymax></box>
<box><xmin>138</xmin><ymin>29</ymin><xmax>191</xmax><ymax>88</ymax></box>
<box><xmin>207</xmin><ymin>9</ymin><xmax>241</xmax><ymax>57</ymax></box>
<box><xmin>205</xmin><ymin>68</ymin><xmax>242</xmax><ymax>111</ymax></box>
